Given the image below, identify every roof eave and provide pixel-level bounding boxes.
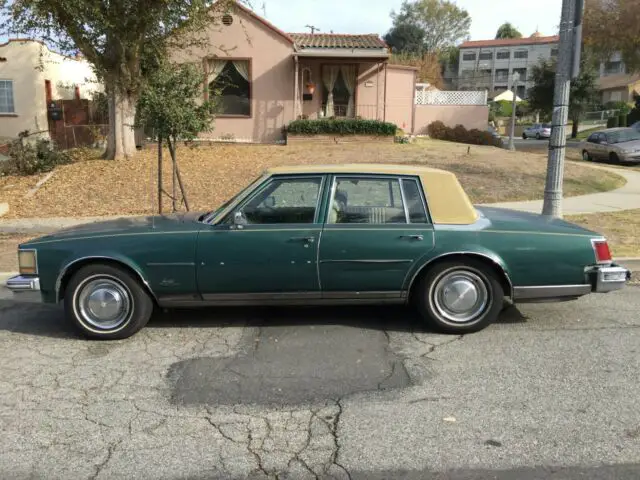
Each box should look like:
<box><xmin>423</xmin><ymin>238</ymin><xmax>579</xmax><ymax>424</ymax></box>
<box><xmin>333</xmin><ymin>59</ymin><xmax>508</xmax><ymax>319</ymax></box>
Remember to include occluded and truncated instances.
<box><xmin>294</xmin><ymin>48</ymin><xmax>390</xmax><ymax>58</ymax></box>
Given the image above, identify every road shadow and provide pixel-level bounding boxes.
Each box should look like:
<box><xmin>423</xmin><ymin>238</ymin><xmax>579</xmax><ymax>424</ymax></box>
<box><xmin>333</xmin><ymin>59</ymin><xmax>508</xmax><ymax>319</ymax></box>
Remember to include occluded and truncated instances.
<box><xmin>0</xmin><ymin>300</ymin><xmax>528</xmax><ymax>340</ymax></box>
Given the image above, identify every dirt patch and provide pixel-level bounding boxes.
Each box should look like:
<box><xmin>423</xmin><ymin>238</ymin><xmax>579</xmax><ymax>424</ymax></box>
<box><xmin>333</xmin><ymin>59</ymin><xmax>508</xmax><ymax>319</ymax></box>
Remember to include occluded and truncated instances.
<box><xmin>0</xmin><ymin>140</ymin><xmax>626</xmax><ymax>219</ymax></box>
<box><xmin>567</xmin><ymin>209</ymin><xmax>640</xmax><ymax>258</ymax></box>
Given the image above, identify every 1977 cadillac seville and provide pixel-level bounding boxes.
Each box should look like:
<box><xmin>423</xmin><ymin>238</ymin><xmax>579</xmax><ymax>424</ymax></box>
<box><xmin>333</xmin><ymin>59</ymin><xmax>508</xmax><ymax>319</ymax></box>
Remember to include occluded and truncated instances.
<box><xmin>6</xmin><ymin>164</ymin><xmax>631</xmax><ymax>340</ymax></box>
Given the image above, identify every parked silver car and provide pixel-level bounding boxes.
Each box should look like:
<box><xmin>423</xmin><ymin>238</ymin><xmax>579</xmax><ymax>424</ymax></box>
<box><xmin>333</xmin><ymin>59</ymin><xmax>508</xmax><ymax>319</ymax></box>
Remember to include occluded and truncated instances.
<box><xmin>580</xmin><ymin>127</ymin><xmax>640</xmax><ymax>163</ymax></box>
<box><xmin>522</xmin><ymin>123</ymin><xmax>551</xmax><ymax>140</ymax></box>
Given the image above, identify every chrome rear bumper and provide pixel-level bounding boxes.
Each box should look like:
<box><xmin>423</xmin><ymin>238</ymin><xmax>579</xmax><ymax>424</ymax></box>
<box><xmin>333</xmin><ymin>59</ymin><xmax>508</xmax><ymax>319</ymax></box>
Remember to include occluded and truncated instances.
<box><xmin>587</xmin><ymin>264</ymin><xmax>631</xmax><ymax>293</ymax></box>
<box><xmin>5</xmin><ymin>275</ymin><xmax>43</xmax><ymax>303</ymax></box>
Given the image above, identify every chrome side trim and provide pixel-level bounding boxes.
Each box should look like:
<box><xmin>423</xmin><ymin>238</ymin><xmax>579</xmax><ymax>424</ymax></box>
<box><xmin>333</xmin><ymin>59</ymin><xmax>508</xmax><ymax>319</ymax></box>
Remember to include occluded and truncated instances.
<box><xmin>159</xmin><ymin>291</ymin><xmax>405</xmax><ymax>308</ymax></box>
<box><xmin>405</xmin><ymin>251</ymin><xmax>514</xmax><ymax>299</ymax></box>
<box><xmin>513</xmin><ymin>284</ymin><xmax>591</xmax><ymax>301</ymax></box>
<box><xmin>147</xmin><ymin>262</ymin><xmax>195</xmax><ymax>267</ymax></box>
<box><xmin>55</xmin><ymin>256</ymin><xmax>158</xmax><ymax>303</ymax></box>
<box><xmin>320</xmin><ymin>259</ymin><xmax>413</xmax><ymax>264</ymax></box>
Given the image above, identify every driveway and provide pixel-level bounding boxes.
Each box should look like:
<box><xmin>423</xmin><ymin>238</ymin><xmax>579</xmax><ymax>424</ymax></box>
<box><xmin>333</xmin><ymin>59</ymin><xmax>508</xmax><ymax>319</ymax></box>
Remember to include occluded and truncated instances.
<box><xmin>1</xmin><ymin>287</ymin><xmax>639</xmax><ymax>479</ymax></box>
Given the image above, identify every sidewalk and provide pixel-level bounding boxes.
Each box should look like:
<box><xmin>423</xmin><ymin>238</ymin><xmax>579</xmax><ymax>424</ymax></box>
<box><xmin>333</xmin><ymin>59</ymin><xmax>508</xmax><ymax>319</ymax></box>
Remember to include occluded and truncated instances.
<box><xmin>0</xmin><ymin>215</ymin><xmax>134</xmax><ymax>234</ymax></box>
<box><xmin>482</xmin><ymin>163</ymin><xmax>640</xmax><ymax>215</ymax></box>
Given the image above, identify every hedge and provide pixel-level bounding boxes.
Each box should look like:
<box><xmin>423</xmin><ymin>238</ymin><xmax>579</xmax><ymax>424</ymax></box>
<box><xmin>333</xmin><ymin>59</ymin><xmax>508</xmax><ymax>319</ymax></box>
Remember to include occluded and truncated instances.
<box><xmin>427</xmin><ymin>121</ymin><xmax>503</xmax><ymax>148</ymax></box>
<box><xmin>607</xmin><ymin>116</ymin><xmax>620</xmax><ymax>128</ymax></box>
<box><xmin>285</xmin><ymin>118</ymin><xmax>398</xmax><ymax>136</ymax></box>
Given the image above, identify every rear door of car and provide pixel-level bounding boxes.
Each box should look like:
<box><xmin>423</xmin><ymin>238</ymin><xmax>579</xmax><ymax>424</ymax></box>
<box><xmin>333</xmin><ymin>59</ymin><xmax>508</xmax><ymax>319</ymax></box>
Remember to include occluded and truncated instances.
<box><xmin>318</xmin><ymin>174</ymin><xmax>435</xmax><ymax>300</ymax></box>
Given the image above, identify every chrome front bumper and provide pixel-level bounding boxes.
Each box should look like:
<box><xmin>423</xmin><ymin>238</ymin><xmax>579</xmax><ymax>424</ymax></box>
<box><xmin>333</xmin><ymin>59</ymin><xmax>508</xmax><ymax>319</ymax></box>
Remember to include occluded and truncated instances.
<box><xmin>587</xmin><ymin>265</ymin><xmax>631</xmax><ymax>293</ymax></box>
<box><xmin>5</xmin><ymin>275</ymin><xmax>43</xmax><ymax>302</ymax></box>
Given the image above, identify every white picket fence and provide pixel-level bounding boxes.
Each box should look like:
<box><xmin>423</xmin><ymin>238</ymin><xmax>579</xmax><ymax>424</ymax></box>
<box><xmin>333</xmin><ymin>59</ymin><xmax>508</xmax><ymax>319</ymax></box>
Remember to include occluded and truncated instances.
<box><xmin>415</xmin><ymin>90</ymin><xmax>488</xmax><ymax>106</ymax></box>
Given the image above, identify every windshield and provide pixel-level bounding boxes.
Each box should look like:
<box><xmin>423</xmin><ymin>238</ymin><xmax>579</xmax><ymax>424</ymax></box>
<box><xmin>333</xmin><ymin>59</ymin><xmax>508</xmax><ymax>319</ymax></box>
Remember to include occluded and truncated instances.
<box><xmin>606</xmin><ymin>129</ymin><xmax>640</xmax><ymax>144</ymax></box>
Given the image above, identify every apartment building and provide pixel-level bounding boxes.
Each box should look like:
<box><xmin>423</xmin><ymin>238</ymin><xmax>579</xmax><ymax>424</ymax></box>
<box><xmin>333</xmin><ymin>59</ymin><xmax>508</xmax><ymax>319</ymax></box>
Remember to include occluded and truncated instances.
<box><xmin>457</xmin><ymin>32</ymin><xmax>559</xmax><ymax>99</ymax></box>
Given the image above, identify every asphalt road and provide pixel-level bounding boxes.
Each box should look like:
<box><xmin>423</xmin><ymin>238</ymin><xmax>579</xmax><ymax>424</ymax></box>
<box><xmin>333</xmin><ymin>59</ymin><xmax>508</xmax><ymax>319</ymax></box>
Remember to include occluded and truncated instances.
<box><xmin>1</xmin><ymin>286</ymin><xmax>639</xmax><ymax>479</ymax></box>
<box><xmin>512</xmin><ymin>138</ymin><xmax>582</xmax><ymax>150</ymax></box>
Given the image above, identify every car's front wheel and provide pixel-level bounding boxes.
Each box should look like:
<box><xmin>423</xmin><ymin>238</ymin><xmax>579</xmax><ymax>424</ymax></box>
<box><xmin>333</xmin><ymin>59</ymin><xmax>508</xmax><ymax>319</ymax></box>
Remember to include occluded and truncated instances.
<box><xmin>414</xmin><ymin>260</ymin><xmax>504</xmax><ymax>334</ymax></box>
<box><xmin>64</xmin><ymin>263</ymin><xmax>154</xmax><ymax>340</ymax></box>
<box><xmin>609</xmin><ymin>152</ymin><xmax>620</xmax><ymax>164</ymax></box>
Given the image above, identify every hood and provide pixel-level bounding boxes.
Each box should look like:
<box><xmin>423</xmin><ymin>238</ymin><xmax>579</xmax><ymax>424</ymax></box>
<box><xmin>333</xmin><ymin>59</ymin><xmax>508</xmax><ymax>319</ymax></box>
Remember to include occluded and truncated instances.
<box><xmin>475</xmin><ymin>206</ymin><xmax>600</xmax><ymax>236</ymax></box>
<box><xmin>25</xmin><ymin>211</ymin><xmax>205</xmax><ymax>245</ymax></box>
<box><xmin>614</xmin><ymin>139</ymin><xmax>640</xmax><ymax>151</ymax></box>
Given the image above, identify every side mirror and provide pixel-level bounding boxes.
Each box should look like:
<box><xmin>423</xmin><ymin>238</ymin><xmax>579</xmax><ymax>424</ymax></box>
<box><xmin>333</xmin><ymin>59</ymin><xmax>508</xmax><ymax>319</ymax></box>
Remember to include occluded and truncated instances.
<box><xmin>233</xmin><ymin>210</ymin><xmax>247</xmax><ymax>228</ymax></box>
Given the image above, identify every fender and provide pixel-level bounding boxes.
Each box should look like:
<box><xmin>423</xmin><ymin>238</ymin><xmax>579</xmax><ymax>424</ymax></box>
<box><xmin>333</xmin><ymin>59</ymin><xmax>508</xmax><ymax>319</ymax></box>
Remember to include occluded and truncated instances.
<box><xmin>55</xmin><ymin>252</ymin><xmax>156</xmax><ymax>303</ymax></box>
<box><xmin>402</xmin><ymin>244</ymin><xmax>514</xmax><ymax>299</ymax></box>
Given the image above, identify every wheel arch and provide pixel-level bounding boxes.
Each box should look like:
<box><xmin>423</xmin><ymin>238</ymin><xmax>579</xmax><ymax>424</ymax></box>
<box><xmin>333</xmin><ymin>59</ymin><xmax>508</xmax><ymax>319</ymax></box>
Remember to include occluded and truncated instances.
<box><xmin>407</xmin><ymin>251</ymin><xmax>513</xmax><ymax>301</ymax></box>
<box><xmin>56</xmin><ymin>255</ymin><xmax>158</xmax><ymax>304</ymax></box>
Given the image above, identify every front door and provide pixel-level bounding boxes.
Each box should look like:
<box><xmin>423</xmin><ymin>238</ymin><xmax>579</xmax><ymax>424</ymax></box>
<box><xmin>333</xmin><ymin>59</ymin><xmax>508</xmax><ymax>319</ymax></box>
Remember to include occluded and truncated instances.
<box><xmin>319</xmin><ymin>175</ymin><xmax>435</xmax><ymax>299</ymax></box>
<box><xmin>196</xmin><ymin>175</ymin><xmax>326</xmax><ymax>301</ymax></box>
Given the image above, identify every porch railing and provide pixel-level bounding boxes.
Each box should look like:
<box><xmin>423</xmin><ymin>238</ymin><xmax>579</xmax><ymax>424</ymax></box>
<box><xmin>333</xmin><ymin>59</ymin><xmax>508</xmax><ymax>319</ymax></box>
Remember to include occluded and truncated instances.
<box><xmin>319</xmin><ymin>104</ymin><xmax>379</xmax><ymax>119</ymax></box>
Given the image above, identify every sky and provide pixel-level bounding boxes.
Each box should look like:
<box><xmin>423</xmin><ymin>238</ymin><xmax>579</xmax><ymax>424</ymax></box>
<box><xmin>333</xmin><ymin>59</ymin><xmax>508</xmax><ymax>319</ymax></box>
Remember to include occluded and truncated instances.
<box><xmin>0</xmin><ymin>0</ymin><xmax>563</xmax><ymax>44</ymax></box>
<box><xmin>255</xmin><ymin>0</ymin><xmax>562</xmax><ymax>40</ymax></box>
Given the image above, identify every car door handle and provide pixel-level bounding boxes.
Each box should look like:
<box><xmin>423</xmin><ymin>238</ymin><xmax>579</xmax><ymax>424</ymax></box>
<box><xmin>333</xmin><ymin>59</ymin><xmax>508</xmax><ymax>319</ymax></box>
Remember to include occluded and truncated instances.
<box><xmin>400</xmin><ymin>235</ymin><xmax>424</xmax><ymax>241</ymax></box>
<box><xmin>289</xmin><ymin>236</ymin><xmax>315</xmax><ymax>243</ymax></box>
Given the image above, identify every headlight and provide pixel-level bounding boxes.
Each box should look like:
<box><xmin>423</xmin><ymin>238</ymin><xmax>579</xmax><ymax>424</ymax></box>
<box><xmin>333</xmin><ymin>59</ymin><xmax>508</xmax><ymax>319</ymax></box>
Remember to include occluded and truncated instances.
<box><xmin>18</xmin><ymin>250</ymin><xmax>38</xmax><ymax>275</ymax></box>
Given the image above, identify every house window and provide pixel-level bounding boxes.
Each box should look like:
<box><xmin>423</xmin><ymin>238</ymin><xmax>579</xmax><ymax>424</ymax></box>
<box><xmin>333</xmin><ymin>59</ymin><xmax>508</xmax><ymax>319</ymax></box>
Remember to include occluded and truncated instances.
<box><xmin>497</xmin><ymin>51</ymin><xmax>510</xmax><ymax>60</ymax></box>
<box><xmin>513</xmin><ymin>68</ymin><xmax>527</xmax><ymax>82</ymax></box>
<box><xmin>462</xmin><ymin>52</ymin><xmax>476</xmax><ymax>62</ymax></box>
<box><xmin>321</xmin><ymin>65</ymin><xmax>356</xmax><ymax>118</ymax></box>
<box><xmin>495</xmin><ymin>69</ymin><xmax>509</xmax><ymax>82</ymax></box>
<box><xmin>514</xmin><ymin>50</ymin><xmax>528</xmax><ymax>59</ymax></box>
<box><xmin>479</xmin><ymin>52</ymin><xmax>493</xmax><ymax>61</ymax></box>
<box><xmin>208</xmin><ymin>59</ymin><xmax>251</xmax><ymax>117</ymax></box>
<box><xmin>0</xmin><ymin>80</ymin><xmax>15</xmax><ymax>114</ymax></box>
<box><xmin>604</xmin><ymin>61</ymin><xmax>623</xmax><ymax>76</ymax></box>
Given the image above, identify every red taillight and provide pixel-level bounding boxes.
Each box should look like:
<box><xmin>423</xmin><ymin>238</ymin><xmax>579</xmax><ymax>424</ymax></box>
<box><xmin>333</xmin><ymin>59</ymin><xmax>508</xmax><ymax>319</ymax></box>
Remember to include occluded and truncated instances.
<box><xmin>592</xmin><ymin>240</ymin><xmax>612</xmax><ymax>264</ymax></box>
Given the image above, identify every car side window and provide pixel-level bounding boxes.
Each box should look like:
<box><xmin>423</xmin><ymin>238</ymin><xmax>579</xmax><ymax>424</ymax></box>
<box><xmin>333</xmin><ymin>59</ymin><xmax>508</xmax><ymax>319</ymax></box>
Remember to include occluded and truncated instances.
<box><xmin>599</xmin><ymin>133</ymin><xmax>608</xmax><ymax>144</ymax></box>
<box><xmin>402</xmin><ymin>178</ymin><xmax>429</xmax><ymax>223</ymax></box>
<box><xmin>234</xmin><ymin>177</ymin><xmax>322</xmax><ymax>225</ymax></box>
<box><xmin>587</xmin><ymin>133</ymin><xmax>599</xmax><ymax>143</ymax></box>
<box><xmin>328</xmin><ymin>177</ymin><xmax>407</xmax><ymax>224</ymax></box>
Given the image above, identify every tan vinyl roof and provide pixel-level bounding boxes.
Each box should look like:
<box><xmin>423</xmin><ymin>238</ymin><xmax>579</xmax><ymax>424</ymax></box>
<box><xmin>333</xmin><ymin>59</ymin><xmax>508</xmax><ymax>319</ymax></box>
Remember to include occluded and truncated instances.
<box><xmin>289</xmin><ymin>33</ymin><xmax>387</xmax><ymax>50</ymax></box>
<box><xmin>267</xmin><ymin>164</ymin><xmax>479</xmax><ymax>225</ymax></box>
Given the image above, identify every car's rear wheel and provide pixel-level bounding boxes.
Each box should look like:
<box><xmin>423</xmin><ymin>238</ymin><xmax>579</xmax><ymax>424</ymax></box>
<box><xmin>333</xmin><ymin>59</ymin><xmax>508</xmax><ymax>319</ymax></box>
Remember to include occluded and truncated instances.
<box><xmin>414</xmin><ymin>260</ymin><xmax>503</xmax><ymax>334</ymax></box>
<box><xmin>582</xmin><ymin>150</ymin><xmax>592</xmax><ymax>161</ymax></box>
<box><xmin>522</xmin><ymin>133</ymin><xmax>527</xmax><ymax>139</ymax></box>
<box><xmin>64</xmin><ymin>263</ymin><xmax>153</xmax><ymax>340</ymax></box>
<box><xmin>536</xmin><ymin>133</ymin><xmax>541</xmax><ymax>140</ymax></box>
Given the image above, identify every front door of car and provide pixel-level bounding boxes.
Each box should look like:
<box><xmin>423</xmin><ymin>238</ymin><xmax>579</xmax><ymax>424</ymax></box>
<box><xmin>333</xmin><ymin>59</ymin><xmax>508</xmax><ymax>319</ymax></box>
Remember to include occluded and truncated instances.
<box><xmin>319</xmin><ymin>175</ymin><xmax>435</xmax><ymax>298</ymax></box>
<box><xmin>196</xmin><ymin>175</ymin><xmax>326</xmax><ymax>299</ymax></box>
<box><xmin>595</xmin><ymin>133</ymin><xmax>609</xmax><ymax>159</ymax></box>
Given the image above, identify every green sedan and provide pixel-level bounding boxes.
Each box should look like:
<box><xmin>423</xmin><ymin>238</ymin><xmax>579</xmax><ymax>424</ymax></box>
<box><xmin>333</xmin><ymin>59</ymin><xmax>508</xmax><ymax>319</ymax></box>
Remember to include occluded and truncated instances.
<box><xmin>6</xmin><ymin>164</ymin><xmax>631</xmax><ymax>340</ymax></box>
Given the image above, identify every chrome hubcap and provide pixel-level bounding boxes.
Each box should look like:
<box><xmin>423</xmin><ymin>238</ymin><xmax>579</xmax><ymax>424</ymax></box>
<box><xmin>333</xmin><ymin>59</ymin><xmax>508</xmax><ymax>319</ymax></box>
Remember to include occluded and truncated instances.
<box><xmin>77</xmin><ymin>278</ymin><xmax>131</xmax><ymax>330</ymax></box>
<box><xmin>432</xmin><ymin>270</ymin><xmax>488</xmax><ymax>324</ymax></box>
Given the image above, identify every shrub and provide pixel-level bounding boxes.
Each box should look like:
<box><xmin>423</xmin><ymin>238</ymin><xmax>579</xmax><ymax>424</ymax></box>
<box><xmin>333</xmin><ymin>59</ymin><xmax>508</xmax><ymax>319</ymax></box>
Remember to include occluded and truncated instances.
<box><xmin>607</xmin><ymin>116</ymin><xmax>620</xmax><ymax>128</ymax></box>
<box><xmin>285</xmin><ymin>118</ymin><xmax>397</xmax><ymax>136</ymax></box>
<box><xmin>0</xmin><ymin>133</ymin><xmax>72</xmax><ymax>176</ymax></box>
<box><xmin>618</xmin><ymin>114</ymin><xmax>627</xmax><ymax>127</ymax></box>
<box><xmin>427</xmin><ymin>121</ymin><xmax>502</xmax><ymax>147</ymax></box>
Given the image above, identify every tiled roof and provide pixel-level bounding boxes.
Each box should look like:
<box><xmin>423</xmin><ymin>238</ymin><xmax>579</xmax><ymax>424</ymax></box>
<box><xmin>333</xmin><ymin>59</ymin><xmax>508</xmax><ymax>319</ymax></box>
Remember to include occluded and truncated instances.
<box><xmin>597</xmin><ymin>73</ymin><xmax>640</xmax><ymax>90</ymax></box>
<box><xmin>289</xmin><ymin>33</ymin><xmax>388</xmax><ymax>50</ymax></box>
<box><xmin>460</xmin><ymin>35</ymin><xmax>559</xmax><ymax>49</ymax></box>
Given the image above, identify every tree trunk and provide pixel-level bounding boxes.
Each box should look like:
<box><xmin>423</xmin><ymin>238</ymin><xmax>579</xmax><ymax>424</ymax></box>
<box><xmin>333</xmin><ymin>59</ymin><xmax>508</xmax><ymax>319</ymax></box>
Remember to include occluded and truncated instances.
<box><xmin>104</xmin><ymin>89</ymin><xmax>138</xmax><ymax>160</ymax></box>
<box><xmin>571</xmin><ymin>117</ymin><xmax>579</xmax><ymax>139</ymax></box>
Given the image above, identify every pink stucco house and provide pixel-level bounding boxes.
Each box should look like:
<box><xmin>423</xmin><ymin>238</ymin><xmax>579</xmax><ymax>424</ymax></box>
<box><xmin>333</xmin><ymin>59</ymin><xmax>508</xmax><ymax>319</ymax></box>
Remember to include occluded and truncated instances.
<box><xmin>174</xmin><ymin>1</ymin><xmax>418</xmax><ymax>144</ymax></box>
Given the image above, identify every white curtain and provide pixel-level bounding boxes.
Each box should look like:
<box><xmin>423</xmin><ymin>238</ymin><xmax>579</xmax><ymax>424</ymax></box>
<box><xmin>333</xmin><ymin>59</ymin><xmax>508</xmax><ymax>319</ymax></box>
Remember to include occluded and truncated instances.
<box><xmin>207</xmin><ymin>59</ymin><xmax>227</xmax><ymax>83</ymax></box>
<box><xmin>341</xmin><ymin>65</ymin><xmax>356</xmax><ymax>118</ymax></box>
<box><xmin>232</xmin><ymin>60</ymin><xmax>250</xmax><ymax>81</ymax></box>
<box><xmin>322</xmin><ymin>65</ymin><xmax>339</xmax><ymax>117</ymax></box>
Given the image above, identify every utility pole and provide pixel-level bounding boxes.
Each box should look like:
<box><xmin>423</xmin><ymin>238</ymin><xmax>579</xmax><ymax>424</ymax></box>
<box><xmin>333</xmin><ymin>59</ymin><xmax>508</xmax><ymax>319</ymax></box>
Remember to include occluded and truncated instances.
<box><xmin>306</xmin><ymin>25</ymin><xmax>320</xmax><ymax>34</ymax></box>
<box><xmin>507</xmin><ymin>72</ymin><xmax>520</xmax><ymax>151</ymax></box>
<box><xmin>541</xmin><ymin>0</ymin><xmax>584</xmax><ymax>217</ymax></box>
